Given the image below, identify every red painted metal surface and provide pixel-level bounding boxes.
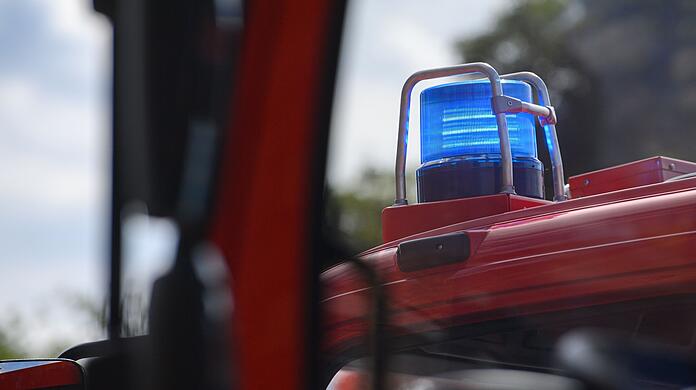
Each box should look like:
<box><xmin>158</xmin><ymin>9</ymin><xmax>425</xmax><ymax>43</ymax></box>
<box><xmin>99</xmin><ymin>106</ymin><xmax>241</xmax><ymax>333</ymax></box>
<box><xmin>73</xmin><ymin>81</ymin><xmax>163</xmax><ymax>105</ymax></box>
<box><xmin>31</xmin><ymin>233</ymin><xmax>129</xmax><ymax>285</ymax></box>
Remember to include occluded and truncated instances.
<box><xmin>322</xmin><ymin>176</ymin><xmax>696</xmax><ymax>361</ymax></box>
<box><xmin>382</xmin><ymin>194</ymin><xmax>549</xmax><ymax>243</ymax></box>
<box><xmin>569</xmin><ymin>156</ymin><xmax>696</xmax><ymax>198</ymax></box>
<box><xmin>0</xmin><ymin>360</ymin><xmax>82</xmax><ymax>389</ymax></box>
<box><xmin>210</xmin><ymin>0</ymin><xmax>340</xmax><ymax>389</ymax></box>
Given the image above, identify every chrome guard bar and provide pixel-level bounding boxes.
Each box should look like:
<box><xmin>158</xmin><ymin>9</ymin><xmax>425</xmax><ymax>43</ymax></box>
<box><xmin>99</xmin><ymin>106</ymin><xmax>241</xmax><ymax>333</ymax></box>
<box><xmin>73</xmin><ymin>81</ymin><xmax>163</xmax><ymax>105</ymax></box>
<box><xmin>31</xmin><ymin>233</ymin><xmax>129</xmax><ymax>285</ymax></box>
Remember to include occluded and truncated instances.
<box><xmin>393</xmin><ymin>63</ymin><xmax>567</xmax><ymax>205</ymax></box>
<box><xmin>502</xmin><ymin>72</ymin><xmax>566</xmax><ymax>201</ymax></box>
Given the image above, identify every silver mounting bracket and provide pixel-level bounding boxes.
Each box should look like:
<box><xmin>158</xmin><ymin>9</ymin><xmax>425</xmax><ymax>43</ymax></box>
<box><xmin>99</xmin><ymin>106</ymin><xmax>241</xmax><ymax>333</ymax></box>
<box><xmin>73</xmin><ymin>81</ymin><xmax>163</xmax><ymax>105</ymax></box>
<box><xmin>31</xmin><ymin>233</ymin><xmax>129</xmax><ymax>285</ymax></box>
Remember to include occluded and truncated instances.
<box><xmin>491</xmin><ymin>95</ymin><xmax>557</xmax><ymax>125</ymax></box>
<box><xmin>501</xmin><ymin>71</ymin><xmax>567</xmax><ymax>201</ymax></box>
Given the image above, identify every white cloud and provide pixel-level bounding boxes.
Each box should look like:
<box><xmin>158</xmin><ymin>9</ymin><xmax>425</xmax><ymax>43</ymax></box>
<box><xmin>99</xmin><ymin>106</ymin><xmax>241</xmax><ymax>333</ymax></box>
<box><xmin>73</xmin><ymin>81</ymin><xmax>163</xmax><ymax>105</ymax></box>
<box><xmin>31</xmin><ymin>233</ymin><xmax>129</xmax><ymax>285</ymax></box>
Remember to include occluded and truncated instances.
<box><xmin>39</xmin><ymin>0</ymin><xmax>112</xmax><ymax>78</ymax></box>
<box><xmin>44</xmin><ymin>0</ymin><xmax>104</xmax><ymax>40</ymax></box>
<box><xmin>381</xmin><ymin>16</ymin><xmax>458</xmax><ymax>71</ymax></box>
<box><xmin>0</xmin><ymin>76</ymin><xmax>106</xmax><ymax>210</ymax></box>
<box><xmin>328</xmin><ymin>77</ymin><xmax>399</xmax><ymax>189</ymax></box>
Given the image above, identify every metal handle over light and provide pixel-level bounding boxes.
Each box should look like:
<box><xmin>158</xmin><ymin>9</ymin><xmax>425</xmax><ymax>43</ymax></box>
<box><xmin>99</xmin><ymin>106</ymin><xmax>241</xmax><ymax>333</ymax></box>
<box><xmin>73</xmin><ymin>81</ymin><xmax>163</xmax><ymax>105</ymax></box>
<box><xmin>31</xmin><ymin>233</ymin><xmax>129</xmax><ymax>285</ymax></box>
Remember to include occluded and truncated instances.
<box><xmin>502</xmin><ymin>71</ymin><xmax>567</xmax><ymax>201</ymax></box>
<box><xmin>394</xmin><ymin>63</ymin><xmax>514</xmax><ymax>205</ymax></box>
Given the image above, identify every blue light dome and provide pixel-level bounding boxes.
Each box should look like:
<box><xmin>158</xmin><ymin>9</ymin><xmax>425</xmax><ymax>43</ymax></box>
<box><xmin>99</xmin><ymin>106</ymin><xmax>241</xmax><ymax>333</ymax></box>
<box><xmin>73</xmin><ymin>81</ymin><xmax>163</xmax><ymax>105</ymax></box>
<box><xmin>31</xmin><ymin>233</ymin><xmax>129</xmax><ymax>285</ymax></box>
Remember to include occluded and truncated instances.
<box><xmin>420</xmin><ymin>79</ymin><xmax>537</xmax><ymax>164</ymax></box>
<box><xmin>416</xmin><ymin>79</ymin><xmax>544</xmax><ymax>202</ymax></box>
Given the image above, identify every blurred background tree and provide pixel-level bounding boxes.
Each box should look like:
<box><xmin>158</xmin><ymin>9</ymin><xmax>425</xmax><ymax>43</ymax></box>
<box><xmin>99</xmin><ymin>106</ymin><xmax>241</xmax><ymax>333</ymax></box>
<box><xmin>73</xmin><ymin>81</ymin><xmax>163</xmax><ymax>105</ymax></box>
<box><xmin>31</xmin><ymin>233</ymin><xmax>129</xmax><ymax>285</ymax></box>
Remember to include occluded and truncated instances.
<box><xmin>0</xmin><ymin>323</ymin><xmax>25</xmax><ymax>359</ymax></box>
<box><xmin>325</xmin><ymin>168</ymin><xmax>395</xmax><ymax>255</ymax></box>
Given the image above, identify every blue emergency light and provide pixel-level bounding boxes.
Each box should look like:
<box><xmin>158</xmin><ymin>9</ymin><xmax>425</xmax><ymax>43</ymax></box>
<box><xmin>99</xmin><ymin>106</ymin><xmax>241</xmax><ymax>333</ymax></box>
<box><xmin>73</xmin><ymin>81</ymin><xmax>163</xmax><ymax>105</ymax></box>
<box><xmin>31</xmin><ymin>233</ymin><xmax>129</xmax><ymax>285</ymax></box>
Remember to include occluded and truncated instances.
<box><xmin>416</xmin><ymin>79</ymin><xmax>544</xmax><ymax>202</ymax></box>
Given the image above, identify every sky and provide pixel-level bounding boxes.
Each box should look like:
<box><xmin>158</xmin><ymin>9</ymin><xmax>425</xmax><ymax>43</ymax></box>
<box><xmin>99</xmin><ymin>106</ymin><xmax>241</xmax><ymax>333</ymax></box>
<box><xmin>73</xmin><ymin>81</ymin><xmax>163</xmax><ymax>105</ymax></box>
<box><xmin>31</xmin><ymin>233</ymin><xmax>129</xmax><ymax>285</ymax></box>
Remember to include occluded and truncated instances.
<box><xmin>0</xmin><ymin>0</ymin><xmax>111</xmax><ymax>353</ymax></box>
<box><xmin>0</xmin><ymin>0</ymin><xmax>511</xmax><ymax>355</ymax></box>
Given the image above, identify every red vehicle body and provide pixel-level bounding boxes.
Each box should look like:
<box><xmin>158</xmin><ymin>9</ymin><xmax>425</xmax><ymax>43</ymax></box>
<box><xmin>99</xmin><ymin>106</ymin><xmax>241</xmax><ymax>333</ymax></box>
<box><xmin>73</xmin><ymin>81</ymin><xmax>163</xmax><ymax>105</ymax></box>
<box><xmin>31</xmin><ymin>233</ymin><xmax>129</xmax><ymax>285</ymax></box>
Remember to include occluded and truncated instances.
<box><xmin>322</xmin><ymin>158</ymin><xmax>696</xmax><ymax>379</ymax></box>
<box><xmin>0</xmin><ymin>361</ymin><xmax>83</xmax><ymax>389</ymax></box>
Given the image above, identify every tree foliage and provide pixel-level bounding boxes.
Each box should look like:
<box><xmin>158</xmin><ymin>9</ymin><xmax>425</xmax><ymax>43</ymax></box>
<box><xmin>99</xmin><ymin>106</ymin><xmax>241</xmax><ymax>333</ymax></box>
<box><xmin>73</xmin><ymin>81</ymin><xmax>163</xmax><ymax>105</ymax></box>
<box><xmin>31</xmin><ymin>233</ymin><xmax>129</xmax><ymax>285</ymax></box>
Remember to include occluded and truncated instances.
<box><xmin>0</xmin><ymin>331</ymin><xmax>24</xmax><ymax>359</ymax></box>
<box><xmin>325</xmin><ymin>168</ymin><xmax>395</xmax><ymax>257</ymax></box>
<box><xmin>0</xmin><ymin>315</ymin><xmax>26</xmax><ymax>359</ymax></box>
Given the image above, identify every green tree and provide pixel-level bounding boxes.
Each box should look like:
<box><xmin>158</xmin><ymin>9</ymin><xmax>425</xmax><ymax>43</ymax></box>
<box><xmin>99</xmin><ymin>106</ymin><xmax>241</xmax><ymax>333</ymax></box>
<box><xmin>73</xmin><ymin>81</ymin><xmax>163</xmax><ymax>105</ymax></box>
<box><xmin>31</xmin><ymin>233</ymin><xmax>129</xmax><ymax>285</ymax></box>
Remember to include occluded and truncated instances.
<box><xmin>325</xmin><ymin>168</ymin><xmax>394</xmax><ymax>257</ymax></box>
<box><xmin>0</xmin><ymin>331</ymin><xmax>24</xmax><ymax>359</ymax></box>
<box><xmin>0</xmin><ymin>315</ymin><xmax>26</xmax><ymax>359</ymax></box>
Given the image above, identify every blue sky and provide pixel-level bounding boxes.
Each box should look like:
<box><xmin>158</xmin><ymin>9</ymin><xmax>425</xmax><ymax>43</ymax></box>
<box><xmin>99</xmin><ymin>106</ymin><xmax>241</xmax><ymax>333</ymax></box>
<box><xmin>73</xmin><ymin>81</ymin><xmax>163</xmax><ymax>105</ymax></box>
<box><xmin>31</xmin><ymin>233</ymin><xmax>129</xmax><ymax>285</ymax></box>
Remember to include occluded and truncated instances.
<box><xmin>0</xmin><ymin>0</ymin><xmax>110</xmax><ymax>354</ymax></box>
<box><xmin>0</xmin><ymin>0</ymin><xmax>512</xmax><ymax>355</ymax></box>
